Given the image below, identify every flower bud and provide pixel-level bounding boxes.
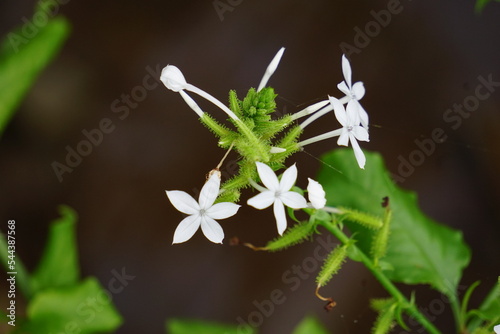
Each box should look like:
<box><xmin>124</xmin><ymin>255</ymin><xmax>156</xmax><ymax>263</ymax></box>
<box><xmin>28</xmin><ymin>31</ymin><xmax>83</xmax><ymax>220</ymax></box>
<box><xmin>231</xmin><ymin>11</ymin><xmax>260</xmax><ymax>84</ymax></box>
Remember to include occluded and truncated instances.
<box><xmin>160</xmin><ymin>65</ymin><xmax>187</xmax><ymax>92</ymax></box>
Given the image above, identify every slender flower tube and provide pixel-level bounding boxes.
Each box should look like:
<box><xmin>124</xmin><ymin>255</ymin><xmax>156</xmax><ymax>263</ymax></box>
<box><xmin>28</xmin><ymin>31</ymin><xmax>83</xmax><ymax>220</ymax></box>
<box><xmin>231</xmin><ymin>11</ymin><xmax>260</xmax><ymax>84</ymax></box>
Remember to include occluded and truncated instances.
<box><xmin>160</xmin><ymin>65</ymin><xmax>240</xmax><ymax>121</ymax></box>
<box><xmin>257</xmin><ymin>47</ymin><xmax>285</xmax><ymax>92</ymax></box>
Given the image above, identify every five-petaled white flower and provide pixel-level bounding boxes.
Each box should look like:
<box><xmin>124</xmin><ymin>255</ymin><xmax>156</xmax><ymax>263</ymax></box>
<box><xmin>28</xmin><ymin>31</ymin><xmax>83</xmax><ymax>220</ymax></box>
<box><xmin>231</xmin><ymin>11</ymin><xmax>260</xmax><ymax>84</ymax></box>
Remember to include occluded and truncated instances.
<box><xmin>166</xmin><ymin>172</ymin><xmax>240</xmax><ymax>244</ymax></box>
<box><xmin>331</xmin><ymin>96</ymin><xmax>370</xmax><ymax>169</ymax></box>
<box><xmin>338</xmin><ymin>54</ymin><xmax>369</xmax><ymax>129</ymax></box>
<box><xmin>247</xmin><ymin>162</ymin><xmax>307</xmax><ymax>235</ymax></box>
<box><xmin>307</xmin><ymin>178</ymin><xmax>326</xmax><ymax>209</ymax></box>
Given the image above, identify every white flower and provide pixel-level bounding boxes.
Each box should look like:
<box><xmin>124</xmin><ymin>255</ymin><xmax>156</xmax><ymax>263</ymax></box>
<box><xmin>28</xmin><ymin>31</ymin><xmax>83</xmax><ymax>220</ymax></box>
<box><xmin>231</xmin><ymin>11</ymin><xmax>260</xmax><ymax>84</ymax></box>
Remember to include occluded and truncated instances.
<box><xmin>247</xmin><ymin>162</ymin><xmax>307</xmax><ymax>235</ymax></box>
<box><xmin>332</xmin><ymin>96</ymin><xmax>370</xmax><ymax>169</ymax></box>
<box><xmin>494</xmin><ymin>324</ymin><xmax>500</xmax><ymax>334</ymax></box>
<box><xmin>166</xmin><ymin>172</ymin><xmax>240</xmax><ymax>244</ymax></box>
<box><xmin>307</xmin><ymin>178</ymin><xmax>326</xmax><ymax>209</ymax></box>
<box><xmin>338</xmin><ymin>54</ymin><xmax>369</xmax><ymax>128</ymax></box>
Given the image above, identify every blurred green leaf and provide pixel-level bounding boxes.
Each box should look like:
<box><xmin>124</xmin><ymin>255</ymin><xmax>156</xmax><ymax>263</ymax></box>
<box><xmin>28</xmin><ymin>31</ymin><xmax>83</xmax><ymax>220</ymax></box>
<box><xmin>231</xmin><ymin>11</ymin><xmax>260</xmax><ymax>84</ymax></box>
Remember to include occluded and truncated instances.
<box><xmin>467</xmin><ymin>279</ymin><xmax>500</xmax><ymax>331</ymax></box>
<box><xmin>475</xmin><ymin>0</ymin><xmax>500</xmax><ymax>13</ymax></box>
<box><xmin>24</xmin><ymin>277</ymin><xmax>122</xmax><ymax>334</ymax></box>
<box><xmin>291</xmin><ymin>315</ymin><xmax>328</xmax><ymax>334</ymax></box>
<box><xmin>166</xmin><ymin>318</ymin><xmax>256</xmax><ymax>334</ymax></box>
<box><xmin>0</xmin><ymin>11</ymin><xmax>69</xmax><ymax>135</ymax></box>
<box><xmin>317</xmin><ymin>149</ymin><xmax>471</xmax><ymax>297</ymax></box>
<box><xmin>31</xmin><ymin>205</ymin><xmax>79</xmax><ymax>294</ymax></box>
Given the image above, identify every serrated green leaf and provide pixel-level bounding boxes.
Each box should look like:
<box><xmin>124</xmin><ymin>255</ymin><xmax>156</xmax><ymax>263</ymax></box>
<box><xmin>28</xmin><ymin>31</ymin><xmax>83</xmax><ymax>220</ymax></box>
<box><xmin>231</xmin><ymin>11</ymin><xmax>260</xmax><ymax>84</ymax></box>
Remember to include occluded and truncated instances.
<box><xmin>24</xmin><ymin>277</ymin><xmax>122</xmax><ymax>334</ymax></box>
<box><xmin>291</xmin><ymin>315</ymin><xmax>329</xmax><ymax>334</ymax></box>
<box><xmin>166</xmin><ymin>318</ymin><xmax>256</xmax><ymax>334</ymax></box>
<box><xmin>0</xmin><ymin>13</ymin><xmax>70</xmax><ymax>135</ymax></box>
<box><xmin>30</xmin><ymin>205</ymin><xmax>80</xmax><ymax>294</ymax></box>
<box><xmin>317</xmin><ymin>149</ymin><xmax>471</xmax><ymax>297</ymax></box>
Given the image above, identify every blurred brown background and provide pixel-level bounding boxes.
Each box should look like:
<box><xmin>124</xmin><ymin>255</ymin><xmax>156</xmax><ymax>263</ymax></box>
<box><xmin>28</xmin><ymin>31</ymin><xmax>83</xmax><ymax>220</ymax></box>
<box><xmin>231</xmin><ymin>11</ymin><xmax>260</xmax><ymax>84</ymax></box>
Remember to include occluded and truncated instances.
<box><xmin>1</xmin><ymin>0</ymin><xmax>499</xmax><ymax>333</ymax></box>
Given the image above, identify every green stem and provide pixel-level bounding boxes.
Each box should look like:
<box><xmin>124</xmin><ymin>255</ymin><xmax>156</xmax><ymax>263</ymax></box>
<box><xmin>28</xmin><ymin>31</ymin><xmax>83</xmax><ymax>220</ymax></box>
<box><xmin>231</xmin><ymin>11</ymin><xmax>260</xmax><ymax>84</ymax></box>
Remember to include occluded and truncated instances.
<box><xmin>450</xmin><ymin>293</ymin><xmax>463</xmax><ymax>333</ymax></box>
<box><xmin>466</xmin><ymin>279</ymin><xmax>500</xmax><ymax>332</ymax></box>
<box><xmin>319</xmin><ymin>220</ymin><xmax>442</xmax><ymax>334</ymax></box>
<box><xmin>0</xmin><ymin>231</ymin><xmax>32</xmax><ymax>299</ymax></box>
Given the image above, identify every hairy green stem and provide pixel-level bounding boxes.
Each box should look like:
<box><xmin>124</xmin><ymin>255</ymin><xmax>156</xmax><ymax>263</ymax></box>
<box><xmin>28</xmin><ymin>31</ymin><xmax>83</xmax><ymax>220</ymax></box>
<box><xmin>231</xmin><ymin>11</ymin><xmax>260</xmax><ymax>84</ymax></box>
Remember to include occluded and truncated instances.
<box><xmin>0</xmin><ymin>231</ymin><xmax>32</xmax><ymax>299</ymax></box>
<box><xmin>319</xmin><ymin>220</ymin><xmax>442</xmax><ymax>334</ymax></box>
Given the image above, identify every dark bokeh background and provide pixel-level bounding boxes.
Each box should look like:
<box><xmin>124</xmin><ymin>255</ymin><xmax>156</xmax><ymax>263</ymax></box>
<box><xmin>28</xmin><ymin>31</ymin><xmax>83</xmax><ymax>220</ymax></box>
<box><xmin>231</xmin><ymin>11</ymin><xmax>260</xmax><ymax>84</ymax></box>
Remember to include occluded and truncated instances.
<box><xmin>1</xmin><ymin>0</ymin><xmax>499</xmax><ymax>333</ymax></box>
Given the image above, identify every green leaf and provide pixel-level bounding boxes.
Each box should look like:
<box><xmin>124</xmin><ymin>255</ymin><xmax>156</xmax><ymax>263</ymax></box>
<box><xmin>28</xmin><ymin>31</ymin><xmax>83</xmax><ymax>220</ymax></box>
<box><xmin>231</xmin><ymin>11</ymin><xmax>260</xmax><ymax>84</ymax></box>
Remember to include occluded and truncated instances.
<box><xmin>317</xmin><ymin>149</ymin><xmax>471</xmax><ymax>296</ymax></box>
<box><xmin>291</xmin><ymin>315</ymin><xmax>329</xmax><ymax>334</ymax></box>
<box><xmin>0</xmin><ymin>11</ymin><xmax>70</xmax><ymax>135</ymax></box>
<box><xmin>24</xmin><ymin>277</ymin><xmax>122</xmax><ymax>334</ymax></box>
<box><xmin>166</xmin><ymin>318</ymin><xmax>256</xmax><ymax>334</ymax></box>
<box><xmin>31</xmin><ymin>205</ymin><xmax>80</xmax><ymax>294</ymax></box>
<box><xmin>467</xmin><ymin>278</ymin><xmax>500</xmax><ymax>331</ymax></box>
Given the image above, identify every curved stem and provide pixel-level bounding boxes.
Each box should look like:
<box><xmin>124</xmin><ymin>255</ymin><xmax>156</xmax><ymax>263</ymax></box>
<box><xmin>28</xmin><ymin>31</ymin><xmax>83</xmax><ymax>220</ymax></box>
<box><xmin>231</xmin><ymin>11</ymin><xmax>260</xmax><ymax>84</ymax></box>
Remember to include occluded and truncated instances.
<box><xmin>319</xmin><ymin>220</ymin><xmax>442</xmax><ymax>334</ymax></box>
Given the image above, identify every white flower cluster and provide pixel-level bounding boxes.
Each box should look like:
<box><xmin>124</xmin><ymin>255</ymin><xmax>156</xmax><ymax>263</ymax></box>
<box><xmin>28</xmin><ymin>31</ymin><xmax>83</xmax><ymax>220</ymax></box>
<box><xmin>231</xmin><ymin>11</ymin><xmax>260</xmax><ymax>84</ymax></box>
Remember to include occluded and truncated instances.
<box><xmin>161</xmin><ymin>48</ymin><xmax>371</xmax><ymax>244</ymax></box>
<box><xmin>160</xmin><ymin>48</ymin><xmax>370</xmax><ymax>168</ymax></box>
<box><xmin>166</xmin><ymin>162</ymin><xmax>326</xmax><ymax>244</ymax></box>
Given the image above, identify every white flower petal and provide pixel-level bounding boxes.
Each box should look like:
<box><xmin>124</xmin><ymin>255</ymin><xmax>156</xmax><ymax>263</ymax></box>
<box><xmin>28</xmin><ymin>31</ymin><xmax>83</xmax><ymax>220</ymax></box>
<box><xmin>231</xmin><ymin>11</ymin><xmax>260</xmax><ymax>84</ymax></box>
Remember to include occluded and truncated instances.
<box><xmin>255</xmin><ymin>162</ymin><xmax>280</xmax><ymax>191</ymax></box>
<box><xmin>247</xmin><ymin>191</ymin><xmax>276</xmax><ymax>209</ymax></box>
<box><xmin>160</xmin><ymin>65</ymin><xmax>187</xmax><ymax>92</ymax></box>
<box><xmin>353</xmin><ymin>125</ymin><xmax>369</xmax><ymax>142</ymax></box>
<box><xmin>351</xmin><ymin>82</ymin><xmax>365</xmax><ymax>100</ymax></box>
<box><xmin>341</xmin><ymin>54</ymin><xmax>352</xmax><ymax>89</ymax></box>
<box><xmin>337</xmin><ymin>81</ymin><xmax>350</xmax><ymax>97</ymax></box>
<box><xmin>357</xmin><ymin>102</ymin><xmax>369</xmax><ymax>129</ymax></box>
<box><xmin>172</xmin><ymin>214</ymin><xmax>201</xmax><ymax>244</ymax></box>
<box><xmin>307</xmin><ymin>178</ymin><xmax>327</xmax><ymax>209</ymax></box>
<box><xmin>350</xmin><ymin>135</ymin><xmax>366</xmax><ymax>169</ymax></box>
<box><xmin>200</xmin><ymin>216</ymin><xmax>224</xmax><ymax>244</ymax></box>
<box><xmin>330</xmin><ymin>96</ymin><xmax>347</xmax><ymax>127</ymax></box>
<box><xmin>346</xmin><ymin>100</ymin><xmax>360</xmax><ymax>125</ymax></box>
<box><xmin>279</xmin><ymin>164</ymin><xmax>298</xmax><ymax>192</ymax></box>
<box><xmin>206</xmin><ymin>202</ymin><xmax>241</xmax><ymax>220</ymax></box>
<box><xmin>166</xmin><ymin>190</ymin><xmax>200</xmax><ymax>215</ymax></box>
<box><xmin>337</xmin><ymin>129</ymin><xmax>349</xmax><ymax>147</ymax></box>
<box><xmin>273</xmin><ymin>199</ymin><xmax>287</xmax><ymax>235</ymax></box>
<box><xmin>494</xmin><ymin>324</ymin><xmax>500</xmax><ymax>334</ymax></box>
<box><xmin>257</xmin><ymin>47</ymin><xmax>285</xmax><ymax>92</ymax></box>
<box><xmin>198</xmin><ymin>173</ymin><xmax>220</xmax><ymax>210</ymax></box>
<box><xmin>280</xmin><ymin>191</ymin><xmax>308</xmax><ymax>209</ymax></box>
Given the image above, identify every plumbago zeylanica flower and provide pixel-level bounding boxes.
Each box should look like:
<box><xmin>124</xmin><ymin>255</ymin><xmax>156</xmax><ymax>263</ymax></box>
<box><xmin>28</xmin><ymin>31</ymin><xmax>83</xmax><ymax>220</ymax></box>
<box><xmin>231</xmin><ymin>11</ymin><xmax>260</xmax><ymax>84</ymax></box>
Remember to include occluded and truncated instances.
<box><xmin>162</xmin><ymin>47</ymin><xmax>370</xmax><ymax>243</ymax></box>
<box><xmin>166</xmin><ymin>171</ymin><xmax>240</xmax><ymax>244</ymax></box>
